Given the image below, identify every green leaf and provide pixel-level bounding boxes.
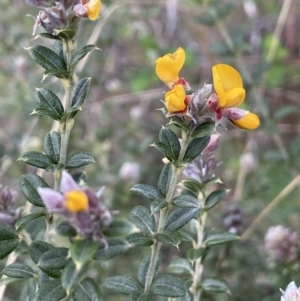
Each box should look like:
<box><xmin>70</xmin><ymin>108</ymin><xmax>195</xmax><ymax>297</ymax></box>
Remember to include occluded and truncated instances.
<box><xmin>38</xmin><ymin>248</ymin><xmax>69</xmax><ymax>270</ymax></box>
<box><xmin>43</xmin><ymin>69</ymin><xmax>70</xmax><ymax>79</ymax></box>
<box><xmin>103</xmin><ymin>276</ymin><xmax>140</xmax><ymax>295</ymax></box>
<box><xmin>178</xmin><ymin>229</ymin><xmax>196</xmax><ymax>242</ymax></box>
<box><xmin>71</xmin><ymin>45</ymin><xmax>98</xmax><ymax>72</ymax></box>
<box><xmin>150</xmin><ymin>199</ymin><xmax>168</xmax><ymax>213</ymax></box>
<box><xmin>171</xmin><ymin>195</ymin><xmax>201</xmax><ymax>209</ymax></box>
<box><xmin>158</xmin><ymin>162</ymin><xmax>173</xmax><ymax>197</ymax></box>
<box><xmin>71</xmin><ymin>77</ymin><xmax>91</xmax><ymax>107</ymax></box>
<box><xmin>204</xmin><ymin>232</ymin><xmax>239</xmax><ymax>246</ymax></box>
<box><xmin>183</xmin><ymin>136</ymin><xmax>210</xmax><ymax>163</ymax></box>
<box><xmin>18</xmin><ymin>151</ymin><xmax>54</xmax><ymax>169</ymax></box>
<box><xmin>187</xmin><ymin>247</ymin><xmax>206</xmax><ymax>262</ymax></box>
<box><xmin>71</xmin><ymin>171</ymin><xmax>86</xmax><ymax>184</ymax></box>
<box><xmin>151</xmin><ymin>275</ymin><xmax>186</xmax><ymax>297</ymax></box>
<box><xmin>54</xmin><ymin>28</ymin><xmax>77</xmax><ymax>41</ymax></box>
<box><xmin>165</xmin><ymin>208</ymin><xmax>200</xmax><ymax>231</ymax></box>
<box><xmin>2</xmin><ymin>263</ymin><xmax>36</xmax><ymax>278</ymax></box>
<box><xmin>44</xmin><ymin>131</ymin><xmax>61</xmax><ymax>163</ymax></box>
<box><xmin>191</xmin><ymin>122</ymin><xmax>215</xmax><ymax>138</ymax></box>
<box><xmin>71</xmin><ymin>239</ymin><xmax>99</xmax><ymax>265</ymax></box>
<box><xmin>56</xmin><ymin>221</ymin><xmax>77</xmax><ymax>237</ymax></box>
<box><xmin>201</xmin><ymin>277</ymin><xmax>230</xmax><ymax>292</ymax></box>
<box><xmin>137</xmin><ymin>255</ymin><xmax>161</xmax><ymax>288</ymax></box>
<box><xmin>205</xmin><ymin>189</ymin><xmax>227</xmax><ymax>210</ymax></box>
<box><xmin>180</xmin><ymin>179</ymin><xmax>204</xmax><ymax>198</ymax></box>
<box><xmin>131</xmin><ymin>184</ymin><xmax>164</xmax><ymax>203</ymax></box>
<box><xmin>34</xmin><ymin>279</ymin><xmax>66</xmax><ymax>301</ymax></box>
<box><xmin>31</xmin><ymin>107</ymin><xmax>62</xmax><ymax>121</ymax></box>
<box><xmin>35</xmin><ymin>88</ymin><xmax>64</xmax><ymax>117</ymax></box>
<box><xmin>152</xmin><ymin>142</ymin><xmax>175</xmax><ymax>161</ymax></box>
<box><xmin>73</xmin><ymin>277</ymin><xmax>103</xmax><ymax>301</ymax></box>
<box><xmin>126</xmin><ymin>233</ymin><xmax>153</xmax><ymax>246</ymax></box>
<box><xmin>155</xmin><ymin>230</ymin><xmax>182</xmax><ymax>246</ymax></box>
<box><xmin>129</xmin><ymin>206</ymin><xmax>155</xmax><ymax>234</ymax></box>
<box><xmin>65</xmin><ymin>152</ymin><xmax>95</xmax><ymax>169</ymax></box>
<box><xmin>129</xmin><ymin>291</ymin><xmax>152</xmax><ymax>301</ymax></box>
<box><xmin>168</xmin><ymin>116</ymin><xmax>189</xmax><ymax>131</ymax></box>
<box><xmin>28</xmin><ymin>45</ymin><xmax>66</xmax><ymax>72</ymax></box>
<box><xmin>159</xmin><ymin>127</ymin><xmax>181</xmax><ymax>160</ymax></box>
<box><xmin>19</xmin><ymin>278</ymin><xmax>36</xmax><ymax>301</ymax></box>
<box><xmin>61</xmin><ymin>261</ymin><xmax>88</xmax><ymax>292</ymax></box>
<box><xmin>0</xmin><ymin>226</ymin><xmax>19</xmax><ymax>259</ymax></box>
<box><xmin>29</xmin><ymin>241</ymin><xmax>54</xmax><ymax>264</ymax></box>
<box><xmin>20</xmin><ymin>173</ymin><xmax>49</xmax><ymax>207</ymax></box>
<box><xmin>15</xmin><ymin>213</ymin><xmax>45</xmax><ymax>231</ymax></box>
<box><xmin>103</xmin><ymin>219</ymin><xmax>134</xmax><ymax>237</ymax></box>
<box><xmin>93</xmin><ymin>238</ymin><xmax>129</xmax><ymax>261</ymax></box>
<box><xmin>167</xmin><ymin>258</ymin><xmax>193</xmax><ymax>274</ymax></box>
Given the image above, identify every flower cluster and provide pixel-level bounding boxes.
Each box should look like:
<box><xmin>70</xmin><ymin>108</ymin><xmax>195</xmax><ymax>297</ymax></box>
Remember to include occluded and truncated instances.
<box><xmin>265</xmin><ymin>225</ymin><xmax>299</xmax><ymax>262</ymax></box>
<box><xmin>0</xmin><ymin>186</ymin><xmax>20</xmax><ymax>227</ymax></box>
<box><xmin>281</xmin><ymin>282</ymin><xmax>300</xmax><ymax>301</ymax></box>
<box><xmin>26</xmin><ymin>0</ymin><xmax>102</xmax><ymax>34</ymax></box>
<box><xmin>38</xmin><ymin>171</ymin><xmax>111</xmax><ymax>240</ymax></box>
<box><xmin>155</xmin><ymin>47</ymin><xmax>260</xmax><ymax>130</ymax></box>
<box><xmin>183</xmin><ymin>134</ymin><xmax>219</xmax><ymax>184</ymax></box>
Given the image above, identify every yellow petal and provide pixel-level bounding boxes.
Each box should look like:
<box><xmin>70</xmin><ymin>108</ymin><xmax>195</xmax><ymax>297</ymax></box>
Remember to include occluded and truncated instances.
<box><xmin>155</xmin><ymin>47</ymin><xmax>185</xmax><ymax>87</ymax></box>
<box><xmin>231</xmin><ymin>112</ymin><xmax>260</xmax><ymax>130</ymax></box>
<box><xmin>165</xmin><ymin>84</ymin><xmax>186</xmax><ymax>113</ymax></box>
<box><xmin>85</xmin><ymin>0</ymin><xmax>102</xmax><ymax>21</ymax></box>
<box><xmin>65</xmin><ymin>190</ymin><xmax>88</xmax><ymax>212</ymax></box>
<box><xmin>222</xmin><ymin>87</ymin><xmax>245</xmax><ymax>108</ymax></box>
<box><xmin>212</xmin><ymin>64</ymin><xmax>245</xmax><ymax>107</ymax></box>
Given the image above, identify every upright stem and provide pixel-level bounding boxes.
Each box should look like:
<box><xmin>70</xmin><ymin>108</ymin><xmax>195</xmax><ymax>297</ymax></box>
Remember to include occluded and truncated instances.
<box><xmin>144</xmin><ymin>131</ymin><xmax>190</xmax><ymax>292</ymax></box>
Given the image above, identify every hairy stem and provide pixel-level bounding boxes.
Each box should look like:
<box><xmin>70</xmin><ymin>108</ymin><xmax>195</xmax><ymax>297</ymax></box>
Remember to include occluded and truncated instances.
<box><xmin>144</xmin><ymin>131</ymin><xmax>190</xmax><ymax>292</ymax></box>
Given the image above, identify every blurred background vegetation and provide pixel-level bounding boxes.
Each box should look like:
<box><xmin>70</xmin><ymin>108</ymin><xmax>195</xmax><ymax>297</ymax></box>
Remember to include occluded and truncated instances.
<box><xmin>1</xmin><ymin>0</ymin><xmax>300</xmax><ymax>300</ymax></box>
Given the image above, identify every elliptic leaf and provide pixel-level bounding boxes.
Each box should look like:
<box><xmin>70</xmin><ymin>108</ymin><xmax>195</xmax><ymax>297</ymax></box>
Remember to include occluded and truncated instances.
<box><xmin>103</xmin><ymin>219</ymin><xmax>134</xmax><ymax>237</ymax></box>
<box><xmin>155</xmin><ymin>230</ymin><xmax>182</xmax><ymax>246</ymax></box>
<box><xmin>28</xmin><ymin>45</ymin><xmax>66</xmax><ymax>71</ymax></box>
<box><xmin>165</xmin><ymin>208</ymin><xmax>200</xmax><ymax>231</ymax></box>
<box><xmin>65</xmin><ymin>152</ymin><xmax>95</xmax><ymax>169</ymax></box>
<box><xmin>71</xmin><ymin>239</ymin><xmax>99</xmax><ymax>265</ymax></box>
<box><xmin>157</xmin><ymin>162</ymin><xmax>173</xmax><ymax>197</ymax></box>
<box><xmin>0</xmin><ymin>226</ymin><xmax>19</xmax><ymax>259</ymax></box>
<box><xmin>71</xmin><ymin>45</ymin><xmax>98</xmax><ymax>72</ymax></box>
<box><xmin>131</xmin><ymin>184</ymin><xmax>163</xmax><ymax>203</ymax></box>
<box><xmin>2</xmin><ymin>263</ymin><xmax>36</xmax><ymax>278</ymax></box>
<box><xmin>103</xmin><ymin>276</ymin><xmax>140</xmax><ymax>295</ymax></box>
<box><xmin>128</xmin><ymin>206</ymin><xmax>155</xmax><ymax>234</ymax></box>
<box><xmin>71</xmin><ymin>77</ymin><xmax>91</xmax><ymax>108</ymax></box>
<box><xmin>137</xmin><ymin>255</ymin><xmax>161</xmax><ymax>288</ymax></box>
<box><xmin>171</xmin><ymin>195</ymin><xmax>201</xmax><ymax>209</ymax></box>
<box><xmin>191</xmin><ymin>122</ymin><xmax>215</xmax><ymax>138</ymax></box>
<box><xmin>204</xmin><ymin>232</ymin><xmax>239</xmax><ymax>246</ymax></box>
<box><xmin>126</xmin><ymin>233</ymin><xmax>153</xmax><ymax>246</ymax></box>
<box><xmin>93</xmin><ymin>238</ymin><xmax>129</xmax><ymax>261</ymax></box>
<box><xmin>44</xmin><ymin>131</ymin><xmax>61</xmax><ymax>163</ymax></box>
<box><xmin>159</xmin><ymin>127</ymin><xmax>181</xmax><ymax>160</ymax></box>
<box><xmin>35</xmin><ymin>88</ymin><xmax>64</xmax><ymax>117</ymax></box>
<box><xmin>20</xmin><ymin>174</ymin><xmax>49</xmax><ymax>207</ymax></box>
<box><xmin>183</xmin><ymin>136</ymin><xmax>210</xmax><ymax>163</ymax></box>
<box><xmin>205</xmin><ymin>189</ymin><xmax>227</xmax><ymax>210</ymax></box>
<box><xmin>151</xmin><ymin>275</ymin><xmax>186</xmax><ymax>297</ymax></box>
<box><xmin>73</xmin><ymin>277</ymin><xmax>103</xmax><ymax>301</ymax></box>
<box><xmin>38</xmin><ymin>248</ymin><xmax>69</xmax><ymax>270</ymax></box>
<box><xmin>167</xmin><ymin>258</ymin><xmax>193</xmax><ymax>275</ymax></box>
<box><xmin>34</xmin><ymin>279</ymin><xmax>66</xmax><ymax>301</ymax></box>
<box><xmin>201</xmin><ymin>277</ymin><xmax>230</xmax><ymax>293</ymax></box>
<box><xmin>18</xmin><ymin>151</ymin><xmax>54</xmax><ymax>169</ymax></box>
<box><xmin>15</xmin><ymin>213</ymin><xmax>45</xmax><ymax>231</ymax></box>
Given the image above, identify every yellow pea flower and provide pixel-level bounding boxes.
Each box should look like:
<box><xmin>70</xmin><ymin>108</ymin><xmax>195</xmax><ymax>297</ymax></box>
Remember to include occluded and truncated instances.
<box><xmin>85</xmin><ymin>0</ymin><xmax>102</xmax><ymax>21</ymax></box>
<box><xmin>231</xmin><ymin>112</ymin><xmax>260</xmax><ymax>130</ymax></box>
<box><xmin>65</xmin><ymin>190</ymin><xmax>88</xmax><ymax>212</ymax></box>
<box><xmin>155</xmin><ymin>47</ymin><xmax>185</xmax><ymax>87</ymax></box>
<box><xmin>212</xmin><ymin>64</ymin><xmax>245</xmax><ymax>108</ymax></box>
<box><xmin>165</xmin><ymin>84</ymin><xmax>186</xmax><ymax>113</ymax></box>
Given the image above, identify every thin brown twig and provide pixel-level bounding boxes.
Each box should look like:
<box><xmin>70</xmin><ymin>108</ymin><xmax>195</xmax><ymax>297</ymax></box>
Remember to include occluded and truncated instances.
<box><xmin>241</xmin><ymin>173</ymin><xmax>300</xmax><ymax>241</ymax></box>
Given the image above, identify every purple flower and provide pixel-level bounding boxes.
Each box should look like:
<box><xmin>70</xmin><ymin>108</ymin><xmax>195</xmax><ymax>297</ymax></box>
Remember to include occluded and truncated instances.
<box><xmin>38</xmin><ymin>171</ymin><xmax>112</xmax><ymax>240</ymax></box>
<box><xmin>0</xmin><ymin>186</ymin><xmax>20</xmax><ymax>227</ymax></box>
